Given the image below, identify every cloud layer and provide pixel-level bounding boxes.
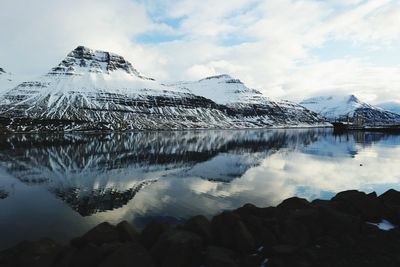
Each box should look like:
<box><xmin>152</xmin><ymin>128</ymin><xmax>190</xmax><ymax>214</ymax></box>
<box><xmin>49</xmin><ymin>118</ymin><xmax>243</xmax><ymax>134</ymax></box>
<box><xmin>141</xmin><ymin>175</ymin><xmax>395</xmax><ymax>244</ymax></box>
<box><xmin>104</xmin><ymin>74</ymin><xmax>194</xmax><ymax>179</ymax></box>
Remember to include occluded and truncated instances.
<box><xmin>1</xmin><ymin>0</ymin><xmax>399</xmax><ymax>103</ymax></box>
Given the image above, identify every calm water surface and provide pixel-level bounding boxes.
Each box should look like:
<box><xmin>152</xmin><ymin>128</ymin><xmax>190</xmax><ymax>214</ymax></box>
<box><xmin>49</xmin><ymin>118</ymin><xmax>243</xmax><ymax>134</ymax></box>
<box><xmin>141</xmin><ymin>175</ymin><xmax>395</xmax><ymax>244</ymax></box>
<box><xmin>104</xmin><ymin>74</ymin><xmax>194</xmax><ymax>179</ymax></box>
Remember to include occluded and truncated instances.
<box><xmin>1</xmin><ymin>128</ymin><xmax>400</xmax><ymax>249</ymax></box>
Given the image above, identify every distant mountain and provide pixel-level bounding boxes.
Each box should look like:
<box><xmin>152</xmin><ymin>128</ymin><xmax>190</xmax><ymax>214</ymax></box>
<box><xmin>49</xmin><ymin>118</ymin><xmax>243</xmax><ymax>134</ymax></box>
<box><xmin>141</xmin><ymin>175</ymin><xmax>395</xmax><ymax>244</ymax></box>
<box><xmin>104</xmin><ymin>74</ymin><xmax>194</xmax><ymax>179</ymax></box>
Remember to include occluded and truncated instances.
<box><xmin>0</xmin><ymin>46</ymin><xmax>327</xmax><ymax>132</ymax></box>
<box><xmin>377</xmin><ymin>102</ymin><xmax>400</xmax><ymax>115</ymax></box>
<box><xmin>172</xmin><ymin>74</ymin><xmax>327</xmax><ymax>128</ymax></box>
<box><xmin>300</xmin><ymin>95</ymin><xmax>400</xmax><ymax>125</ymax></box>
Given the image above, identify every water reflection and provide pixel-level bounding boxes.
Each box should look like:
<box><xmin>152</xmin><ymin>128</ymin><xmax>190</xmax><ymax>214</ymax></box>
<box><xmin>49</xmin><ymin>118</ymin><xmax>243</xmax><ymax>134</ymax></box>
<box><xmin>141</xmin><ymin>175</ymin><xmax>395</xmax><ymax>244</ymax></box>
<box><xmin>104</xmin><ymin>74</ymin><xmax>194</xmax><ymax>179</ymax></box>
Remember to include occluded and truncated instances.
<box><xmin>0</xmin><ymin>128</ymin><xmax>400</xmax><ymax>249</ymax></box>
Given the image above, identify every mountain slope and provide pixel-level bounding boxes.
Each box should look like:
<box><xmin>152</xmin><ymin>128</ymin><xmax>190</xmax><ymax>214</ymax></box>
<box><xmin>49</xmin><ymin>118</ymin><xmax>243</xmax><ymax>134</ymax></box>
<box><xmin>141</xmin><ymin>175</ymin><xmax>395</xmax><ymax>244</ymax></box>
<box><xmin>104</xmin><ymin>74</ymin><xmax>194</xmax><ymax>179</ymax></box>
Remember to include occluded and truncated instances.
<box><xmin>377</xmin><ymin>102</ymin><xmax>400</xmax><ymax>115</ymax></box>
<box><xmin>0</xmin><ymin>46</ymin><xmax>234</xmax><ymax>131</ymax></box>
<box><xmin>0</xmin><ymin>46</ymin><xmax>326</xmax><ymax>132</ymax></box>
<box><xmin>0</xmin><ymin>68</ymin><xmax>18</xmax><ymax>95</ymax></box>
<box><xmin>172</xmin><ymin>74</ymin><xmax>327</xmax><ymax>127</ymax></box>
<box><xmin>300</xmin><ymin>95</ymin><xmax>400</xmax><ymax>124</ymax></box>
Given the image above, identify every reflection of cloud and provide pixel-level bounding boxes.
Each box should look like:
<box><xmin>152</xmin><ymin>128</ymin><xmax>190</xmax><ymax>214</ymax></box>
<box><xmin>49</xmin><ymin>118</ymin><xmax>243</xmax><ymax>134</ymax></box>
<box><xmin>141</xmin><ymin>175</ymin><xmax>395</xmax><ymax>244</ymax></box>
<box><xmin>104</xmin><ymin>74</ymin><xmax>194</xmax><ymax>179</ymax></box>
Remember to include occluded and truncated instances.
<box><xmin>1</xmin><ymin>129</ymin><xmax>400</xmax><ymax>249</ymax></box>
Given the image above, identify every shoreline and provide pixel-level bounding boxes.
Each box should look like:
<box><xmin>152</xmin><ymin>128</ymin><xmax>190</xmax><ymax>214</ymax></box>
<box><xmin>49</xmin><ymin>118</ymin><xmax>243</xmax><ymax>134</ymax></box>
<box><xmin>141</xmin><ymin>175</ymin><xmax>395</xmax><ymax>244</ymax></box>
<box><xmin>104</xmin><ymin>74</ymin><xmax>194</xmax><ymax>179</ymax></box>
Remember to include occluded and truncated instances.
<box><xmin>1</xmin><ymin>189</ymin><xmax>400</xmax><ymax>267</ymax></box>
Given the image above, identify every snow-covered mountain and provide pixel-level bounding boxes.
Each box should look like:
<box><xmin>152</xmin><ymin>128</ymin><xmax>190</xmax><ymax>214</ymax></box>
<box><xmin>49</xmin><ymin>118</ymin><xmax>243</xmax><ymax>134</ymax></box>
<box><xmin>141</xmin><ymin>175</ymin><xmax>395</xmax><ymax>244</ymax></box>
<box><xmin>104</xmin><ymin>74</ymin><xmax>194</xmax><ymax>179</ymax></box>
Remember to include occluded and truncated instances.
<box><xmin>0</xmin><ymin>46</ymin><xmax>326</xmax><ymax>132</ymax></box>
<box><xmin>172</xmin><ymin>74</ymin><xmax>327</xmax><ymax>128</ymax></box>
<box><xmin>377</xmin><ymin>102</ymin><xmax>400</xmax><ymax>115</ymax></box>
<box><xmin>300</xmin><ymin>95</ymin><xmax>400</xmax><ymax>124</ymax></box>
<box><xmin>0</xmin><ymin>68</ymin><xmax>19</xmax><ymax>95</ymax></box>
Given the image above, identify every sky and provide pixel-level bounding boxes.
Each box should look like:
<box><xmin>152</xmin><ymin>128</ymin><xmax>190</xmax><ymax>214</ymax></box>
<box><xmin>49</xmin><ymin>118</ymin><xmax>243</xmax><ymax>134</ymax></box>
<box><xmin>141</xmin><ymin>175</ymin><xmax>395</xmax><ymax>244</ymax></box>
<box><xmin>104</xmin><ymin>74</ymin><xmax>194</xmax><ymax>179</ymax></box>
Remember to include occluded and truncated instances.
<box><xmin>0</xmin><ymin>0</ymin><xmax>400</xmax><ymax>104</ymax></box>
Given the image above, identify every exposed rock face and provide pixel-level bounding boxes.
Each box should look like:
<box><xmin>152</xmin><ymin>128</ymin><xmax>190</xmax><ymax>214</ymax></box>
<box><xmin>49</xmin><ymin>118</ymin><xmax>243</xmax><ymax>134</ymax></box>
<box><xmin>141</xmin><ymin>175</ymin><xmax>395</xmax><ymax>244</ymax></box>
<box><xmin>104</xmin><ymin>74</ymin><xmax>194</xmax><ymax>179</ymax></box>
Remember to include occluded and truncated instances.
<box><xmin>1</xmin><ymin>189</ymin><xmax>400</xmax><ymax>267</ymax></box>
<box><xmin>301</xmin><ymin>94</ymin><xmax>400</xmax><ymax>125</ymax></box>
<box><xmin>0</xmin><ymin>46</ymin><xmax>327</xmax><ymax>132</ymax></box>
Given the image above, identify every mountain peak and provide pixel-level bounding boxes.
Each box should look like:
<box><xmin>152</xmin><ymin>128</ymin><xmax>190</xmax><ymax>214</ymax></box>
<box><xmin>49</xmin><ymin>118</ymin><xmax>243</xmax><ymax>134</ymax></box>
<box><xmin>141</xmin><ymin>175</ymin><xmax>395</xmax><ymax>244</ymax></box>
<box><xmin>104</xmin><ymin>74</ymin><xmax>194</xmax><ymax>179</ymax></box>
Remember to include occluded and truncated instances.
<box><xmin>347</xmin><ymin>94</ymin><xmax>360</xmax><ymax>103</ymax></box>
<box><xmin>199</xmin><ymin>74</ymin><xmax>245</xmax><ymax>85</ymax></box>
<box><xmin>48</xmin><ymin>46</ymin><xmax>153</xmax><ymax>80</ymax></box>
<box><xmin>0</xmin><ymin>67</ymin><xmax>5</xmax><ymax>74</ymax></box>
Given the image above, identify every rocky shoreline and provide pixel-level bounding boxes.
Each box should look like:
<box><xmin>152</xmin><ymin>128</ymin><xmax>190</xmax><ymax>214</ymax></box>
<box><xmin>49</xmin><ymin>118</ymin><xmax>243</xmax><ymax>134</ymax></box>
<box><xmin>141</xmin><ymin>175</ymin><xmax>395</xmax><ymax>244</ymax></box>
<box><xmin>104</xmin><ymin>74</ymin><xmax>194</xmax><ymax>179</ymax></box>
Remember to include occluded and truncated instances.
<box><xmin>1</xmin><ymin>189</ymin><xmax>400</xmax><ymax>267</ymax></box>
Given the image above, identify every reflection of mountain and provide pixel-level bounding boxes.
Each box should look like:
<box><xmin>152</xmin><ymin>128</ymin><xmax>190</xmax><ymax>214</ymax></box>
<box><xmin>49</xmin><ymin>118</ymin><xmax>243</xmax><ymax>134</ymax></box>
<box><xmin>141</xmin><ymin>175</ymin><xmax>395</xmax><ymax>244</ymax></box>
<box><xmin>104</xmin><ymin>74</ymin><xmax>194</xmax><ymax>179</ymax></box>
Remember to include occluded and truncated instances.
<box><xmin>303</xmin><ymin>131</ymin><xmax>400</xmax><ymax>158</ymax></box>
<box><xmin>52</xmin><ymin>179</ymin><xmax>157</xmax><ymax>216</ymax></box>
<box><xmin>0</xmin><ymin>189</ymin><xmax>9</xmax><ymax>199</ymax></box>
<box><xmin>0</xmin><ymin>129</ymin><xmax>327</xmax><ymax>215</ymax></box>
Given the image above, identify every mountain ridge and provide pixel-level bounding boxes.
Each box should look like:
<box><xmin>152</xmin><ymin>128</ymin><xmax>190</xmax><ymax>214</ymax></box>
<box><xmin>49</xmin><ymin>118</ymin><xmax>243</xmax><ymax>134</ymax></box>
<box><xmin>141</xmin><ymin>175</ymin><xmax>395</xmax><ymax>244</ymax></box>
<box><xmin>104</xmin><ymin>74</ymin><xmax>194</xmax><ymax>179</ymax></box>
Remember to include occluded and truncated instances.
<box><xmin>0</xmin><ymin>46</ymin><xmax>327</xmax><ymax>132</ymax></box>
<box><xmin>300</xmin><ymin>94</ymin><xmax>400</xmax><ymax>124</ymax></box>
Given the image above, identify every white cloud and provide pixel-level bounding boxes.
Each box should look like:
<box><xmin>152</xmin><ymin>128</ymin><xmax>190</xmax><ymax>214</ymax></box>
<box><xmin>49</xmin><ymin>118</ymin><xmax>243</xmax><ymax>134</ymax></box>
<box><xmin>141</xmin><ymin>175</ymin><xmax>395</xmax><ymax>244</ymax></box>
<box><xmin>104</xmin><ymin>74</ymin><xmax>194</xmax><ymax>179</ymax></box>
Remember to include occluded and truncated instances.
<box><xmin>1</xmin><ymin>0</ymin><xmax>400</xmax><ymax>103</ymax></box>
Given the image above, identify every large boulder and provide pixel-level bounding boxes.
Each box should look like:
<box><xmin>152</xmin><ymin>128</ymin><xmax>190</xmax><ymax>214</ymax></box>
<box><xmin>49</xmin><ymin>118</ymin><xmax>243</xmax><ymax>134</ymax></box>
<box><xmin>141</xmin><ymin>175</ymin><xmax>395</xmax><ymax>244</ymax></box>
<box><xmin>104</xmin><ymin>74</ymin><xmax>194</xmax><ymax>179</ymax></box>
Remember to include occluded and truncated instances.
<box><xmin>211</xmin><ymin>211</ymin><xmax>255</xmax><ymax>253</ymax></box>
<box><xmin>150</xmin><ymin>229</ymin><xmax>203</xmax><ymax>267</ymax></box>
<box><xmin>183</xmin><ymin>215</ymin><xmax>212</xmax><ymax>244</ymax></box>
<box><xmin>116</xmin><ymin>221</ymin><xmax>139</xmax><ymax>243</ymax></box>
<box><xmin>0</xmin><ymin>239</ymin><xmax>61</xmax><ymax>267</ymax></box>
<box><xmin>379</xmin><ymin>189</ymin><xmax>400</xmax><ymax>225</ymax></box>
<box><xmin>318</xmin><ymin>206</ymin><xmax>361</xmax><ymax>236</ymax></box>
<box><xmin>140</xmin><ymin>221</ymin><xmax>169</xmax><ymax>250</ymax></box>
<box><xmin>205</xmin><ymin>246</ymin><xmax>239</xmax><ymax>267</ymax></box>
<box><xmin>332</xmin><ymin>190</ymin><xmax>381</xmax><ymax>222</ymax></box>
<box><xmin>71</xmin><ymin>222</ymin><xmax>120</xmax><ymax>247</ymax></box>
<box><xmin>98</xmin><ymin>242</ymin><xmax>154</xmax><ymax>267</ymax></box>
<box><xmin>277</xmin><ymin>197</ymin><xmax>311</xmax><ymax>210</ymax></box>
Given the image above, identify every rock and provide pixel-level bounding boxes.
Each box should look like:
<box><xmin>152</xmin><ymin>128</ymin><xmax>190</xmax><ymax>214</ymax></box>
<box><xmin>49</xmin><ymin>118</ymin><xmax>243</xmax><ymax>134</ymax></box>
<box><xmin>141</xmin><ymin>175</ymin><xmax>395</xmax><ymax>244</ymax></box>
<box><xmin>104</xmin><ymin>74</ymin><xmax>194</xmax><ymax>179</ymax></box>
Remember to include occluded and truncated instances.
<box><xmin>379</xmin><ymin>189</ymin><xmax>400</xmax><ymax>225</ymax></box>
<box><xmin>332</xmin><ymin>190</ymin><xmax>381</xmax><ymax>222</ymax></box>
<box><xmin>238</xmin><ymin>214</ymin><xmax>277</xmax><ymax>247</ymax></box>
<box><xmin>183</xmin><ymin>215</ymin><xmax>212</xmax><ymax>244</ymax></box>
<box><xmin>140</xmin><ymin>221</ymin><xmax>169</xmax><ymax>250</ymax></box>
<box><xmin>379</xmin><ymin>189</ymin><xmax>400</xmax><ymax>204</ymax></box>
<box><xmin>98</xmin><ymin>242</ymin><xmax>154</xmax><ymax>267</ymax></box>
<box><xmin>211</xmin><ymin>211</ymin><xmax>255</xmax><ymax>253</ymax></box>
<box><xmin>59</xmin><ymin>243</ymin><xmax>103</xmax><ymax>267</ymax></box>
<box><xmin>277</xmin><ymin>197</ymin><xmax>311</xmax><ymax>210</ymax></box>
<box><xmin>150</xmin><ymin>229</ymin><xmax>203</xmax><ymax>267</ymax></box>
<box><xmin>71</xmin><ymin>222</ymin><xmax>120</xmax><ymax>247</ymax></box>
<box><xmin>279</xmin><ymin>218</ymin><xmax>310</xmax><ymax>247</ymax></box>
<box><xmin>271</xmin><ymin>244</ymin><xmax>298</xmax><ymax>255</ymax></box>
<box><xmin>235</xmin><ymin>204</ymin><xmax>277</xmax><ymax>219</ymax></box>
<box><xmin>116</xmin><ymin>221</ymin><xmax>139</xmax><ymax>242</ymax></box>
<box><xmin>205</xmin><ymin>246</ymin><xmax>239</xmax><ymax>267</ymax></box>
<box><xmin>0</xmin><ymin>239</ymin><xmax>61</xmax><ymax>267</ymax></box>
<box><xmin>318</xmin><ymin>206</ymin><xmax>361</xmax><ymax>236</ymax></box>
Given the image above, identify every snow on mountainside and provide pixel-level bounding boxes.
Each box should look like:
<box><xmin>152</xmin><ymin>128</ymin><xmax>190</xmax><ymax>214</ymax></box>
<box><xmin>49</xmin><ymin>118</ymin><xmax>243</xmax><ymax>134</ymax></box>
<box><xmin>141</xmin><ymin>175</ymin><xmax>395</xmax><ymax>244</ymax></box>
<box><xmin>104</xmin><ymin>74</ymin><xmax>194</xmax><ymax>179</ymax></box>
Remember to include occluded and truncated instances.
<box><xmin>0</xmin><ymin>46</ymin><xmax>326</xmax><ymax>132</ymax></box>
<box><xmin>377</xmin><ymin>102</ymin><xmax>400</xmax><ymax>115</ymax></box>
<box><xmin>173</xmin><ymin>74</ymin><xmax>327</xmax><ymax>127</ymax></box>
<box><xmin>300</xmin><ymin>95</ymin><xmax>400</xmax><ymax>124</ymax></box>
<box><xmin>0</xmin><ymin>46</ymin><xmax>234</xmax><ymax>131</ymax></box>
<box><xmin>0</xmin><ymin>68</ymin><xmax>19</xmax><ymax>95</ymax></box>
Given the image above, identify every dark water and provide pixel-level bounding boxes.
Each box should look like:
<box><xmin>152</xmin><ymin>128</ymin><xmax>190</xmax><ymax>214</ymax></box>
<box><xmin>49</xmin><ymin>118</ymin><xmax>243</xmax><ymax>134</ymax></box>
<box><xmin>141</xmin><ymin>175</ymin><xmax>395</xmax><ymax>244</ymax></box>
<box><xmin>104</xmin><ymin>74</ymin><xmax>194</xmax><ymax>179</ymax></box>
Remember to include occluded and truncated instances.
<box><xmin>1</xmin><ymin>128</ymin><xmax>400</xmax><ymax>249</ymax></box>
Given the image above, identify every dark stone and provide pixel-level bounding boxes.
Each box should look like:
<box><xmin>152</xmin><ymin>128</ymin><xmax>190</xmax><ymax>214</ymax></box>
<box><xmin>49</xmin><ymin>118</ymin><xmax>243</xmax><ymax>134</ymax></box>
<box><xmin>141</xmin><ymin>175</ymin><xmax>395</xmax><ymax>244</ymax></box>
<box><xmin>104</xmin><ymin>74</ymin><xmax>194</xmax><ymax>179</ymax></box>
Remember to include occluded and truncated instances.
<box><xmin>71</xmin><ymin>222</ymin><xmax>120</xmax><ymax>247</ymax></box>
<box><xmin>239</xmin><ymin>213</ymin><xmax>277</xmax><ymax>247</ymax></box>
<box><xmin>318</xmin><ymin>206</ymin><xmax>361</xmax><ymax>236</ymax></box>
<box><xmin>379</xmin><ymin>189</ymin><xmax>400</xmax><ymax>225</ymax></box>
<box><xmin>140</xmin><ymin>221</ymin><xmax>169</xmax><ymax>250</ymax></box>
<box><xmin>278</xmin><ymin>197</ymin><xmax>311</xmax><ymax>210</ymax></box>
<box><xmin>279</xmin><ymin>218</ymin><xmax>310</xmax><ymax>247</ymax></box>
<box><xmin>116</xmin><ymin>220</ymin><xmax>139</xmax><ymax>242</ymax></box>
<box><xmin>183</xmin><ymin>215</ymin><xmax>212</xmax><ymax>243</ymax></box>
<box><xmin>235</xmin><ymin>203</ymin><xmax>277</xmax><ymax>219</ymax></box>
<box><xmin>0</xmin><ymin>239</ymin><xmax>61</xmax><ymax>267</ymax></box>
<box><xmin>61</xmin><ymin>243</ymin><xmax>103</xmax><ymax>267</ymax></box>
<box><xmin>205</xmin><ymin>246</ymin><xmax>239</xmax><ymax>267</ymax></box>
<box><xmin>379</xmin><ymin>189</ymin><xmax>400</xmax><ymax>204</ymax></box>
<box><xmin>332</xmin><ymin>190</ymin><xmax>381</xmax><ymax>222</ymax></box>
<box><xmin>150</xmin><ymin>229</ymin><xmax>203</xmax><ymax>267</ymax></box>
<box><xmin>98</xmin><ymin>242</ymin><xmax>154</xmax><ymax>267</ymax></box>
<box><xmin>211</xmin><ymin>211</ymin><xmax>255</xmax><ymax>253</ymax></box>
<box><xmin>271</xmin><ymin>244</ymin><xmax>298</xmax><ymax>255</ymax></box>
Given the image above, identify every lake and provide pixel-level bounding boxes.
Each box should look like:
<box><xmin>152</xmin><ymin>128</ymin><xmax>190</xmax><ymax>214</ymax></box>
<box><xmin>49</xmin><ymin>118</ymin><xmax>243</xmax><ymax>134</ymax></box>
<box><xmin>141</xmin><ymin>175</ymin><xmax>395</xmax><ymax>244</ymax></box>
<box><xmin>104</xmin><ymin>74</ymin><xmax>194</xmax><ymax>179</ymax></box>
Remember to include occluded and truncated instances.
<box><xmin>1</xmin><ymin>128</ymin><xmax>400</xmax><ymax>249</ymax></box>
